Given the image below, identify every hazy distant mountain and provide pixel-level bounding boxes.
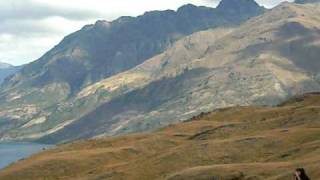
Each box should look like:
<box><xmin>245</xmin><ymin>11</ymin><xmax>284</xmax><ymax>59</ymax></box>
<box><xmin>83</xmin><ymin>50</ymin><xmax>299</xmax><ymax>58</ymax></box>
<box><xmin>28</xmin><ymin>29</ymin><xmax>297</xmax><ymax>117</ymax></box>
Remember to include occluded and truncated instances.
<box><xmin>39</xmin><ymin>2</ymin><xmax>320</xmax><ymax>143</ymax></box>
<box><xmin>295</xmin><ymin>0</ymin><xmax>320</xmax><ymax>3</ymax></box>
<box><xmin>0</xmin><ymin>62</ymin><xmax>20</xmax><ymax>84</ymax></box>
<box><xmin>0</xmin><ymin>62</ymin><xmax>13</xmax><ymax>69</ymax></box>
<box><xmin>0</xmin><ymin>0</ymin><xmax>265</xmax><ymax>142</ymax></box>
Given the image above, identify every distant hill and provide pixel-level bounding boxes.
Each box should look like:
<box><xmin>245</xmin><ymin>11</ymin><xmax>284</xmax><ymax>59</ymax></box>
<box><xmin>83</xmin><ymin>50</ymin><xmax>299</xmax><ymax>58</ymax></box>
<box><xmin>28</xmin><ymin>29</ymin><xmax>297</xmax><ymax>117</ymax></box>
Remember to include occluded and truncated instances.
<box><xmin>295</xmin><ymin>0</ymin><xmax>320</xmax><ymax>4</ymax></box>
<box><xmin>0</xmin><ymin>62</ymin><xmax>13</xmax><ymax>69</ymax></box>
<box><xmin>0</xmin><ymin>62</ymin><xmax>21</xmax><ymax>84</ymax></box>
<box><xmin>0</xmin><ymin>93</ymin><xmax>319</xmax><ymax>180</ymax></box>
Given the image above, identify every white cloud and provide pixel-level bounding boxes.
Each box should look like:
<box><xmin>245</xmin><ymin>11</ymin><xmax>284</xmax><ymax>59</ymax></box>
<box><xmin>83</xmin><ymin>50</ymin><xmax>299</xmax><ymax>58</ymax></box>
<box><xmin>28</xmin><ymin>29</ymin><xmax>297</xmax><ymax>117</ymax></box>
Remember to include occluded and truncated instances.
<box><xmin>257</xmin><ymin>0</ymin><xmax>294</xmax><ymax>7</ymax></box>
<box><xmin>0</xmin><ymin>17</ymin><xmax>92</xmax><ymax>65</ymax></box>
<box><xmin>33</xmin><ymin>0</ymin><xmax>216</xmax><ymax>17</ymax></box>
<box><xmin>0</xmin><ymin>0</ymin><xmax>291</xmax><ymax>65</ymax></box>
<box><xmin>0</xmin><ymin>32</ymin><xmax>60</xmax><ymax>65</ymax></box>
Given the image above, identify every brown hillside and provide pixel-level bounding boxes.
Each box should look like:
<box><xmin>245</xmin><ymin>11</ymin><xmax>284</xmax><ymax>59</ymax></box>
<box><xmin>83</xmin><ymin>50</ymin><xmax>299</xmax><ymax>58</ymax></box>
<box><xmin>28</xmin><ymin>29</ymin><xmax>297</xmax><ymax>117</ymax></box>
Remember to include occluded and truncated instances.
<box><xmin>0</xmin><ymin>93</ymin><xmax>319</xmax><ymax>180</ymax></box>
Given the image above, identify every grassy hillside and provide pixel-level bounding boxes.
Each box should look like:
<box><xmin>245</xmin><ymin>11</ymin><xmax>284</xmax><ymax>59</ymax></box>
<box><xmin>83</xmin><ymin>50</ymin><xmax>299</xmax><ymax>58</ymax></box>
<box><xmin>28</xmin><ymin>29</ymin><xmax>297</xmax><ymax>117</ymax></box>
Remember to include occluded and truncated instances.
<box><xmin>0</xmin><ymin>93</ymin><xmax>319</xmax><ymax>180</ymax></box>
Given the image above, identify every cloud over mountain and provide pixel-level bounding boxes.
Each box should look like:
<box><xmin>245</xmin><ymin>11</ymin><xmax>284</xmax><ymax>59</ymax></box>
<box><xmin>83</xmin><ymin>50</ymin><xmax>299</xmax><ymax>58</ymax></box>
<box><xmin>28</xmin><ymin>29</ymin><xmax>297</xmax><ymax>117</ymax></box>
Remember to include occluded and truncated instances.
<box><xmin>0</xmin><ymin>0</ymin><xmax>100</xmax><ymax>21</ymax></box>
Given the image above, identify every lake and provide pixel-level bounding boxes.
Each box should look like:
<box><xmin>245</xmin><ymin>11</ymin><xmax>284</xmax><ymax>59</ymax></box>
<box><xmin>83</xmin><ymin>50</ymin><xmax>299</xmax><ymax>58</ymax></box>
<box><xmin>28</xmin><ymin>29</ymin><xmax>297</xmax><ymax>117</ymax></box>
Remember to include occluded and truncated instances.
<box><xmin>0</xmin><ymin>143</ymin><xmax>54</xmax><ymax>170</ymax></box>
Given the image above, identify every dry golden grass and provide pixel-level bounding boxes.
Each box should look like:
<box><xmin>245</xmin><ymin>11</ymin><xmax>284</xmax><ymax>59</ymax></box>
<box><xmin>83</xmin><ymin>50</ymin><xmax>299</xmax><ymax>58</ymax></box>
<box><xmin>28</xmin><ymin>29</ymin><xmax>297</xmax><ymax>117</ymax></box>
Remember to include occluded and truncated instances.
<box><xmin>0</xmin><ymin>93</ymin><xmax>319</xmax><ymax>180</ymax></box>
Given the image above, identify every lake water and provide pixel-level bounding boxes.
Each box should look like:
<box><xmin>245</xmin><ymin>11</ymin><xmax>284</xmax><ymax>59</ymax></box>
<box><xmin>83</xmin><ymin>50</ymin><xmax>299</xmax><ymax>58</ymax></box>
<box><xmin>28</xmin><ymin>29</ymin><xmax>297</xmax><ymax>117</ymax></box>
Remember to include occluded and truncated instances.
<box><xmin>0</xmin><ymin>143</ymin><xmax>54</xmax><ymax>170</ymax></box>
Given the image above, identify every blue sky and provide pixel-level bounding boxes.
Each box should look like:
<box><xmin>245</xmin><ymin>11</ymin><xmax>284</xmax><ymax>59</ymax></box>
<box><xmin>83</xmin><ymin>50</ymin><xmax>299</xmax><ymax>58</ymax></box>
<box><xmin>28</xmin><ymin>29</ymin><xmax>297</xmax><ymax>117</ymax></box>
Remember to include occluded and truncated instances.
<box><xmin>0</xmin><ymin>0</ymin><xmax>293</xmax><ymax>65</ymax></box>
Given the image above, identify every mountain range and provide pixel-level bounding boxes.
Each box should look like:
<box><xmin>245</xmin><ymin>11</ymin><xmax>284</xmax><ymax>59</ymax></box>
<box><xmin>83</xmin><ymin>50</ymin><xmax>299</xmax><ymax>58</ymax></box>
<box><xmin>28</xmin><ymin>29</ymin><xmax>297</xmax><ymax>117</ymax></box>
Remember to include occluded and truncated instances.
<box><xmin>0</xmin><ymin>0</ymin><xmax>265</xmax><ymax>143</ymax></box>
<box><xmin>0</xmin><ymin>0</ymin><xmax>320</xmax><ymax>144</ymax></box>
<box><xmin>40</xmin><ymin>1</ymin><xmax>320</xmax><ymax>143</ymax></box>
<box><xmin>2</xmin><ymin>0</ymin><xmax>264</xmax><ymax>93</ymax></box>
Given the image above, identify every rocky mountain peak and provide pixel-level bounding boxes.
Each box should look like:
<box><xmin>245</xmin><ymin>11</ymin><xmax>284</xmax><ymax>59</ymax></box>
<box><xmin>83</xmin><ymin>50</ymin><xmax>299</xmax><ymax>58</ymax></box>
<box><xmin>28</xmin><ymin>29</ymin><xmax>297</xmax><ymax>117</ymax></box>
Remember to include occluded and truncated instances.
<box><xmin>177</xmin><ymin>3</ymin><xmax>213</xmax><ymax>17</ymax></box>
<box><xmin>94</xmin><ymin>20</ymin><xmax>111</xmax><ymax>28</ymax></box>
<box><xmin>217</xmin><ymin>0</ymin><xmax>261</xmax><ymax>12</ymax></box>
<box><xmin>177</xmin><ymin>4</ymin><xmax>200</xmax><ymax>13</ymax></box>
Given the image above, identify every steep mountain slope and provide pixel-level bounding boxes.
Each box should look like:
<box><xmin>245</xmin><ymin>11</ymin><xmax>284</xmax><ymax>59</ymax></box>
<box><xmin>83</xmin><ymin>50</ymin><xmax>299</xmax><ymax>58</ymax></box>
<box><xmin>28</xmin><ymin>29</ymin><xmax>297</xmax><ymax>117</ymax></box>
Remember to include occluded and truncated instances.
<box><xmin>0</xmin><ymin>62</ymin><xmax>20</xmax><ymax>84</ymax></box>
<box><xmin>37</xmin><ymin>2</ymin><xmax>320</xmax><ymax>143</ymax></box>
<box><xmin>0</xmin><ymin>93</ymin><xmax>319</xmax><ymax>180</ymax></box>
<box><xmin>0</xmin><ymin>0</ymin><xmax>265</xmax><ymax>142</ymax></box>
